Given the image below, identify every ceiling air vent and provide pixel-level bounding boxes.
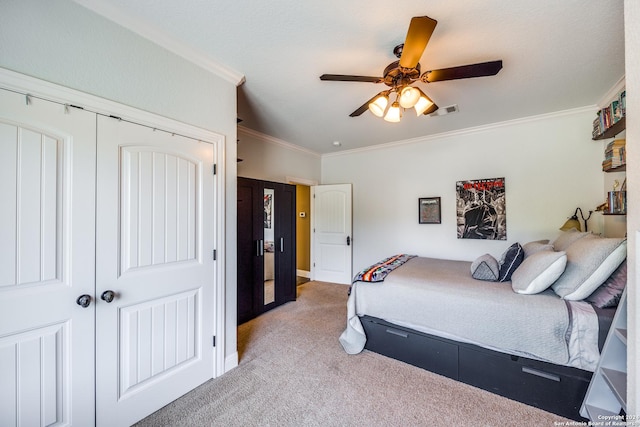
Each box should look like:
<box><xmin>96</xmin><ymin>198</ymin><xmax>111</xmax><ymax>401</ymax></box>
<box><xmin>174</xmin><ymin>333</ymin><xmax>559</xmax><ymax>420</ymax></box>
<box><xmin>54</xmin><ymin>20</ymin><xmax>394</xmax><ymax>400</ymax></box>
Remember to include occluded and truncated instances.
<box><xmin>429</xmin><ymin>104</ymin><xmax>459</xmax><ymax>117</ymax></box>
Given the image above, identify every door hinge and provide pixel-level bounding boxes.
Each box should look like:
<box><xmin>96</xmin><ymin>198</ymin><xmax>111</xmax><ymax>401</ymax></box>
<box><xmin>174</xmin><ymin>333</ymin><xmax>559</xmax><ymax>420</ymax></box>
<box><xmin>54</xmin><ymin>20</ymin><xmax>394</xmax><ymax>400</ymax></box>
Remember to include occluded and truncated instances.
<box><xmin>213</xmin><ymin>164</ymin><xmax>217</xmax><ymax>175</ymax></box>
<box><xmin>213</xmin><ymin>249</ymin><xmax>217</xmax><ymax>260</ymax></box>
<box><xmin>213</xmin><ymin>336</ymin><xmax>216</xmax><ymax>347</ymax></box>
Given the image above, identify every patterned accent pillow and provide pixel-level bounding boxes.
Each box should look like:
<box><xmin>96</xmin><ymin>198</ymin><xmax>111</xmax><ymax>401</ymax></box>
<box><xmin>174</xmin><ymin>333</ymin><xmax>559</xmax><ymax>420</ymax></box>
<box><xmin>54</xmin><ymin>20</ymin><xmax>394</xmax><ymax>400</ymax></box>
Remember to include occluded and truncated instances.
<box><xmin>498</xmin><ymin>243</ymin><xmax>524</xmax><ymax>282</ymax></box>
<box><xmin>470</xmin><ymin>254</ymin><xmax>499</xmax><ymax>281</ymax></box>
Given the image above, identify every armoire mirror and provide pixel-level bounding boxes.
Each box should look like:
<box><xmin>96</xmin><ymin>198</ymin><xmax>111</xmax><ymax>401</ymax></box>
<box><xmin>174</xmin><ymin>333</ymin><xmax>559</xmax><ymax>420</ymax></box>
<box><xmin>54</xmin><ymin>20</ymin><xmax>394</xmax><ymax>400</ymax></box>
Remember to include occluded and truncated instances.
<box><xmin>237</xmin><ymin>177</ymin><xmax>296</xmax><ymax>325</ymax></box>
<box><xmin>263</xmin><ymin>188</ymin><xmax>276</xmax><ymax>305</ymax></box>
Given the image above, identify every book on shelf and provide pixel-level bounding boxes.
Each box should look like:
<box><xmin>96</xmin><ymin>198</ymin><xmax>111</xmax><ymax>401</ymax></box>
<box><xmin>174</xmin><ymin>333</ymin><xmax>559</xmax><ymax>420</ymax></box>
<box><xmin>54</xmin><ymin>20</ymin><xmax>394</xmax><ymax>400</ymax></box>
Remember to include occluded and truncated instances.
<box><xmin>592</xmin><ymin>89</ymin><xmax>626</xmax><ymax>138</ymax></box>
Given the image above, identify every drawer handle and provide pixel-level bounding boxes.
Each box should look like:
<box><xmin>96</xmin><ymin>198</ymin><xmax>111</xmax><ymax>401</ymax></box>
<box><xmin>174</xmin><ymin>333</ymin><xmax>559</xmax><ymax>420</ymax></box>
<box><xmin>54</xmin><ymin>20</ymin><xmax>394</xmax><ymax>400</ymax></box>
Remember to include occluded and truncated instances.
<box><xmin>385</xmin><ymin>328</ymin><xmax>408</xmax><ymax>338</ymax></box>
<box><xmin>521</xmin><ymin>366</ymin><xmax>560</xmax><ymax>382</ymax></box>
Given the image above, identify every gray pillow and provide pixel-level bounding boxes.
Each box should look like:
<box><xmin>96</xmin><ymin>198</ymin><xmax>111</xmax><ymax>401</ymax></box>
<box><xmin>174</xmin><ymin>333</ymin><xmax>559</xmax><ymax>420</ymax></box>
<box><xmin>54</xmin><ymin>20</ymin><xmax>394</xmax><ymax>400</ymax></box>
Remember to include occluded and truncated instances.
<box><xmin>551</xmin><ymin>236</ymin><xmax>627</xmax><ymax>300</ymax></box>
<box><xmin>551</xmin><ymin>229</ymin><xmax>590</xmax><ymax>251</ymax></box>
<box><xmin>586</xmin><ymin>260</ymin><xmax>627</xmax><ymax>308</ymax></box>
<box><xmin>522</xmin><ymin>240</ymin><xmax>553</xmax><ymax>258</ymax></box>
<box><xmin>498</xmin><ymin>243</ymin><xmax>524</xmax><ymax>282</ymax></box>
<box><xmin>470</xmin><ymin>254</ymin><xmax>499</xmax><ymax>281</ymax></box>
<box><xmin>511</xmin><ymin>250</ymin><xmax>567</xmax><ymax>294</ymax></box>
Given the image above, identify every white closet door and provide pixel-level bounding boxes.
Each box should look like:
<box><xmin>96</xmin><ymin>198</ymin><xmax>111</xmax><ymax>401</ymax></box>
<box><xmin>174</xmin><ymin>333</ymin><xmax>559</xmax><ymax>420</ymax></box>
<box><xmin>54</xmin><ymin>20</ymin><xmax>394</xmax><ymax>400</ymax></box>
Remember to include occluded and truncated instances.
<box><xmin>0</xmin><ymin>90</ymin><xmax>96</xmax><ymax>426</ymax></box>
<box><xmin>95</xmin><ymin>116</ymin><xmax>216</xmax><ymax>426</ymax></box>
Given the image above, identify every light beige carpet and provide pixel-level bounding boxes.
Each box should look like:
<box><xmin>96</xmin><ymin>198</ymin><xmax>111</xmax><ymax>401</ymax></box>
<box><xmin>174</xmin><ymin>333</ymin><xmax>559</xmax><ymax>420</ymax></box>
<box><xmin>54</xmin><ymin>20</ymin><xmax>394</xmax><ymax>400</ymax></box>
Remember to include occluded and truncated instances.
<box><xmin>135</xmin><ymin>281</ymin><xmax>570</xmax><ymax>426</ymax></box>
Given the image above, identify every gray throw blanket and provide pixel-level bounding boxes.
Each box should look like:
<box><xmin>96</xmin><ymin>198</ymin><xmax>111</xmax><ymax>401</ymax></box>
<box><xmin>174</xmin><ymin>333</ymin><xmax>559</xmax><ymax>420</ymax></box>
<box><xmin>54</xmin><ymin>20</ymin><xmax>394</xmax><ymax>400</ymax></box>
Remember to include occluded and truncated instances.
<box><xmin>339</xmin><ymin>257</ymin><xmax>599</xmax><ymax>369</ymax></box>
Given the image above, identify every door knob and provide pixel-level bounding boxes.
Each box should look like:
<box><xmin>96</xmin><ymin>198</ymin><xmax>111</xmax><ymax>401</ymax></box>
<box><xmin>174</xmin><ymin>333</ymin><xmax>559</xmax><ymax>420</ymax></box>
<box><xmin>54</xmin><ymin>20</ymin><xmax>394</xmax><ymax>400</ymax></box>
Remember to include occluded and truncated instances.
<box><xmin>101</xmin><ymin>290</ymin><xmax>116</xmax><ymax>303</ymax></box>
<box><xmin>347</xmin><ymin>236</ymin><xmax>351</xmax><ymax>246</ymax></box>
<box><xmin>76</xmin><ymin>294</ymin><xmax>92</xmax><ymax>308</ymax></box>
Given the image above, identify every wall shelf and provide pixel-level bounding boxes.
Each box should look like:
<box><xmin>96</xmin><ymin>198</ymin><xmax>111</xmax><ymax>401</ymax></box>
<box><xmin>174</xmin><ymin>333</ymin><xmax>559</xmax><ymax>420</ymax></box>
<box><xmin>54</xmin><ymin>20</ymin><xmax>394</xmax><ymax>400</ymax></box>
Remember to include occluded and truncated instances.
<box><xmin>593</xmin><ymin>117</ymin><xmax>625</xmax><ymax>140</ymax></box>
<box><xmin>603</xmin><ymin>164</ymin><xmax>626</xmax><ymax>173</ymax></box>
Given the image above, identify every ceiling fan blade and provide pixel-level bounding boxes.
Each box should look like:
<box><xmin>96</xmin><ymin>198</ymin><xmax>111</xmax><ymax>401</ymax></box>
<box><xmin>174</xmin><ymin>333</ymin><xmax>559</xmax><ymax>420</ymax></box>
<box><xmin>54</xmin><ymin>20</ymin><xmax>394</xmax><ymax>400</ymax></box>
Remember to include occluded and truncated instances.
<box><xmin>320</xmin><ymin>74</ymin><xmax>383</xmax><ymax>83</ymax></box>
<box><xmin>398</xmin><ymin>16</ymin><xmax>438</xmax><ymax>69</ymax></box>
<box><xmin>422</xmin><ymin>60</ymin><xmax>503</xmax><ymax>83</ymax></box>
<box><xmin>349</xmin><ymin>92</ymin><xmax>386</xmax><ymax>117</ymax></box>
<box><xmin>422</xmin><ymin>103</ymin><xmax>439</xmax><ymax>115</ymax></box>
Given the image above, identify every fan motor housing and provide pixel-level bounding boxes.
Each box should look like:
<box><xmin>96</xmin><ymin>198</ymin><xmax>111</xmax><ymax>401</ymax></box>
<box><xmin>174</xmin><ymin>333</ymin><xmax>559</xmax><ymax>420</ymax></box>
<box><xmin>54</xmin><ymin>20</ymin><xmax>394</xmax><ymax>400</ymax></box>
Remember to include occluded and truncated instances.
<box><xmin>383</xmin><ymin>60</ymin><xmax>421</xmax><ymax>87</ymax></box>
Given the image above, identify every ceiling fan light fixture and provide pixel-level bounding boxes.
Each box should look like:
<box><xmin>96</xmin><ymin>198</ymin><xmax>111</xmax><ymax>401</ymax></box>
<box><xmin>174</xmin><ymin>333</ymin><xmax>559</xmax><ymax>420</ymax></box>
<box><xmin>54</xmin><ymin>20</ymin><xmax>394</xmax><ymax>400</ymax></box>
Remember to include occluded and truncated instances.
<box><xmin>414</xmin><ymin>90</ymin><xmax>434</xmax><ymax>116</ymax></box>
<box><xmin>368</xmin><ymin>94</ymin><xmax>389</xmax><ymax>117</ymax></box>
<box><xmin>384</xmin><ymin>101</ymin><xmax>402</xmax><ymax>123</ymax></box>
<box><xmin>399</xmin><ymin>86</ymin><xmax>421</xmax><ymax>108</ymax></box>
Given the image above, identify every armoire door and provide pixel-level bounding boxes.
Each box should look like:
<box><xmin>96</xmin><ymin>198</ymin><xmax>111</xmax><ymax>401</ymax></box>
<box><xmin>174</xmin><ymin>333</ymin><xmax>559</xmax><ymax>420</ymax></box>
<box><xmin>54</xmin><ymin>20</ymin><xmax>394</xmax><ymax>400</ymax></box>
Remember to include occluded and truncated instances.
<box><xmin>0</xmin><ymin>90</ymin><xmax>97</xmax><ymax>426</ymax></box>
<box><xmin>237</xmin><ymin>178</ymin><xmax>263</xmax><ymax>324</ymax></box>
<box><xmin>275</xmin><ymin>183</ymin><xmax>296</xmax><ymax>304</ymax></box>
<box><xmin>95</xmin><ymin>116</ymin><xmax>216</xmax><ymax>425</ymax></box>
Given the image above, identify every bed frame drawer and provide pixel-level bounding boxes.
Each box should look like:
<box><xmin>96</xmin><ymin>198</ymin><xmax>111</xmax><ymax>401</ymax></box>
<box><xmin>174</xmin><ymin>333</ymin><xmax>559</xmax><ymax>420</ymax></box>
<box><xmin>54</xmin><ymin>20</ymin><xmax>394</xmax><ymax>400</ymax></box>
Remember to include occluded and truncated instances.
<box><xmin>361</xmin><ymin>317</ymin><xmax>458</xmax><ymax>379</ymax></box>
<box><xmin>459</xmin><ymin>346</ymin><xmax>591</xmax><ymax>420</ymax></box>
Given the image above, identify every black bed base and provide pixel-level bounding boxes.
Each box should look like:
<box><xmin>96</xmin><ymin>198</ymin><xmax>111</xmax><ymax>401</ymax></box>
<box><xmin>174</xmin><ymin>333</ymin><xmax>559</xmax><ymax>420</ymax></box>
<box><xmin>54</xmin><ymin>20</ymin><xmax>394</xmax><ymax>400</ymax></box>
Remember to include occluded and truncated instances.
<box><xmin>360</xmin><ymin>315</ymin><xmax>591</xmax><ymax>421</ymax></box>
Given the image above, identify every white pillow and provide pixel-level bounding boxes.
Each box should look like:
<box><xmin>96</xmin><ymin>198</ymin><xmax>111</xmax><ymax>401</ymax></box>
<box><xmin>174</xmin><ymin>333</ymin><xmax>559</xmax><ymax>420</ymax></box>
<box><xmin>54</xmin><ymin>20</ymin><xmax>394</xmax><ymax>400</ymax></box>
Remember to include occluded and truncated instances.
<box><xmin>551</xmin><ymin>236</ymin><xmax>627</xmax><ymax>300</ymax></box>
<box><xmin>511</xmin><ymin>250</ymin><xmax>567</xmax><ymax>294</ymax></box>
<box><xmin>522</xmin><ymin>240</ymin><xmax>553</xmax><ymax>258</ymax></box>
<box><xmin>551</xmin><ymin>229</ymin><xmax>590</xmax><ymax>251</ymax></box>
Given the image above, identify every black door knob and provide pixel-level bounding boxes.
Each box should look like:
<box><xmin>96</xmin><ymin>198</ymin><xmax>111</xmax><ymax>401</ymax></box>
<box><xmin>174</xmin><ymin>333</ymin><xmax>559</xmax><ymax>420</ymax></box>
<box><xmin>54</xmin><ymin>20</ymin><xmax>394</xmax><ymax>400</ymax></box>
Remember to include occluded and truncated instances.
<box><xmin>76</xmin><ymin>294</ymin><xmax>92</xmax><ymax>308</ymax></box>
<box><xmin>101</xmin><ymin>290</ymin><xmax>116</xmax><ymax>303</ymax></box>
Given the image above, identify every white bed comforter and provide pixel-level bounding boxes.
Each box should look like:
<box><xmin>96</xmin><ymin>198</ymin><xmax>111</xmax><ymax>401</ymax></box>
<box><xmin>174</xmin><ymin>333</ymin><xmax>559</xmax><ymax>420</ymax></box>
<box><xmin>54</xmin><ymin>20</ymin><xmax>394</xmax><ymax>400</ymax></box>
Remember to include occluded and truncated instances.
<box><xmin>339</xmin><ymin>257</ymin><xmax>600</xmax><ymax>371</ymax></box>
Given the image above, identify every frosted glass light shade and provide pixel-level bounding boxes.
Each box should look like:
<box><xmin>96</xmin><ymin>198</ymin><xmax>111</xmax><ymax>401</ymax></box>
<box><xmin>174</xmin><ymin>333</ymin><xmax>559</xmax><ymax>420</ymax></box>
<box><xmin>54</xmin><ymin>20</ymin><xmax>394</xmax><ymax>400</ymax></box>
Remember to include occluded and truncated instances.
<box><xmin>399</xmin><ymin>86</ymin><xmax>420</xmax><ymax>108</ymax></box>
<box><xmin>414</xmin><ymin>90</ymin><xmax>434</xmax><ymax>115</ymax></box>
<box><xmin>384</xmin><ymin>102</ymin><xmax>402</xmax><ymax>122</ymax></box>
<box><xmin>368</xmin><ymin>94</ymin><xmax>388</xmax><ymax>117</ymax></box>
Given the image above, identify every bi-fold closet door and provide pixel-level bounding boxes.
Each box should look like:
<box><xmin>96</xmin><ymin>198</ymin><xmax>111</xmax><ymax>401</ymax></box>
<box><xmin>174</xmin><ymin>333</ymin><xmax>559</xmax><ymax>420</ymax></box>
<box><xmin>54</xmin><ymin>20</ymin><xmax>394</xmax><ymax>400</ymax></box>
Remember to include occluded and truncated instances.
<box><xmin>0</xmin><ymin>87</ymin><xmax>217</xmax><ymax>426</ymax></box>
<box><xmin>237</xmin><ymin>177</ymin><xmax>296</xmax><ymax>324</ymax></box>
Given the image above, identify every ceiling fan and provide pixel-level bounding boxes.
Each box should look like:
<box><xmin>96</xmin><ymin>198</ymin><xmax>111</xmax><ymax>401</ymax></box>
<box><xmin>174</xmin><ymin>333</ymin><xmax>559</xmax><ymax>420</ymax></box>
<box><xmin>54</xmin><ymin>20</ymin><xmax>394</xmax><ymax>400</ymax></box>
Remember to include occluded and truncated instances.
<box><xmin>319</xmin><ymin>16</ymin><xmax>503</xmax><ymax>122</ymax></box>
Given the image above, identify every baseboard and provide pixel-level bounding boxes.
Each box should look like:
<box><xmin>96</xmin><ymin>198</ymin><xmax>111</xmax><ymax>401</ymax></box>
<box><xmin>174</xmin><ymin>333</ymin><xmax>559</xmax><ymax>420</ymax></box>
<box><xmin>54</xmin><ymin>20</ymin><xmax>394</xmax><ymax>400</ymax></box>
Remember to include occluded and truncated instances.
<box><xmin>297</xmin><ymin>269</ymin><xmax>310</xmax><ymax>278</ymax></box>
<box><xmin>224</xmin><ymin>352</ymin><xmax>239</xmax><ymax>373</ymax></box>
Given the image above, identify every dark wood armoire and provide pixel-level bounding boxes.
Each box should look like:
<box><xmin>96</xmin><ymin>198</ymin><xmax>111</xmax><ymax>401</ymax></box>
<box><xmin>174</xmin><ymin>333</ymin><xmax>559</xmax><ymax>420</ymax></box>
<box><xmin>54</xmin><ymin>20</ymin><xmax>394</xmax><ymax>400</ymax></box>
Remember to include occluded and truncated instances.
<box><xmin>237</xmin><ymin>177</ymin><xmax>296</xmax><ymax>324</ymax></box>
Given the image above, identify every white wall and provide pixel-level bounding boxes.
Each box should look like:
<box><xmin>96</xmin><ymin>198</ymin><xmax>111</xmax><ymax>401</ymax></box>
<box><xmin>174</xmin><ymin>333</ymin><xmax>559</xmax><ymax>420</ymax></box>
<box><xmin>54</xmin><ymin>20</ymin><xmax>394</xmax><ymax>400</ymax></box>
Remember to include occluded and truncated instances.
<box><xmin>237</xmin><ymin>126</ymin><xmax>321</xmax><ymax>184</ymax></box>
<box><xmin>322</xmin><ymin>108</ymin><xmax>604</xmax><ymax>272</ymax></box>
<box><xmin>0</xmin><ymin>0</ymin><xmax>240</xmax><ymax>369</ymax></box>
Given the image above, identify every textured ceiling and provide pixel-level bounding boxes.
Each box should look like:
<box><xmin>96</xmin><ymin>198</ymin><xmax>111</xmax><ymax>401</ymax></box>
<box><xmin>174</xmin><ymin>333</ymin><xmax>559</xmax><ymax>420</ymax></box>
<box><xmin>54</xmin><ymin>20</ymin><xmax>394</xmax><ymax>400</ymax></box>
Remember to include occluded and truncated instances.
<box><xmin>75</xmin><ymin>0</ymin><xmax>625</xmax><ymax>154</ymax></box>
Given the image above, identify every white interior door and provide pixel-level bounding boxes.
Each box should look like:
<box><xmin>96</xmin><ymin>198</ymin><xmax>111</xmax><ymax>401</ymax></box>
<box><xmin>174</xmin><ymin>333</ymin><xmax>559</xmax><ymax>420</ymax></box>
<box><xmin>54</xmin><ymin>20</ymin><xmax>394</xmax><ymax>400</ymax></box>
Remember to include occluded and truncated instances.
<box><xmin>0</xmin><ymin>90</ymin><xmax>96</xmax><ymax>426</ymax></box>
<box><xmin>311</xmin><ymin>184</ymin><xmax>353</xmax><ymax>284</ymax></box>
<box><xmin>95</xmin><ymin>116</ymin><xmax>216</xmax><ymax>426</ymax></box>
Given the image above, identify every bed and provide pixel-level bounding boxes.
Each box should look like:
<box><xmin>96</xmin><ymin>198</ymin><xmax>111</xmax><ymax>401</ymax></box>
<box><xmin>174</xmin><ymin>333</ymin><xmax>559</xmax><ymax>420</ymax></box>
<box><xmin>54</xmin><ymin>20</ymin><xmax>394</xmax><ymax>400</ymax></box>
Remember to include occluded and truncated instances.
<box><xmin>339</xmin><ymin>231</ymin><xmax>627</xmax><ymax>420</ymax></box>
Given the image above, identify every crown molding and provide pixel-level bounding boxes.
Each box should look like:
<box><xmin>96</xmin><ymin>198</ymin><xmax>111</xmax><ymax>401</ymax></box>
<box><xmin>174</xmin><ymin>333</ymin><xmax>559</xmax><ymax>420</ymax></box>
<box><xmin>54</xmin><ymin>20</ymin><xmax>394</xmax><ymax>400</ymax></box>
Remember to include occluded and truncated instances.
<box><xmin>238</xmin><ymin>126</ymin><xmax>321</xmax><ymax>158</ymax></box>
<box><xmin>322</xmin><ymin>106</ymin><xmax>597</xmax><ymax>158</ymax></box>
<box><xmin>597</xmin><ymin>75</ymin><xmax>626</xmax><ymax>108</ymax></box>
<box><xmin>73</xmin><ymin>0</ymin><xmax>245</xmax><ymax>86</ymax></box>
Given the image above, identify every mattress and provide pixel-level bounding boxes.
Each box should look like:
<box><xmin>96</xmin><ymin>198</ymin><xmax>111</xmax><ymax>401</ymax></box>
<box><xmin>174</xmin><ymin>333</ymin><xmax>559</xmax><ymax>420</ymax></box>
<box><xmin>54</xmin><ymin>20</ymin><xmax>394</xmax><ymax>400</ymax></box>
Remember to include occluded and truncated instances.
<box><xmin>339</xmin><ymin>256</ymin><xmax>601</xmax><ymax>371</ymax></box>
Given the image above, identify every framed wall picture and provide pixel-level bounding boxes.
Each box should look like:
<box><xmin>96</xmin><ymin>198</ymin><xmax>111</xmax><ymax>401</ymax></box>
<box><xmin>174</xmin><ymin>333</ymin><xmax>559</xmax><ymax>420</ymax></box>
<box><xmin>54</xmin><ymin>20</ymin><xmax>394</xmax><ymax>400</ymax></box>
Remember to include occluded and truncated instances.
<box><xmin>456</xmin><ymin>177</ymin><xmax>506</xmax><ymax>240</ymax></box>
<box><xmin>419</xmin><ymin>197</ymin><xmax>441</xmax><ymax>224</ymax></box>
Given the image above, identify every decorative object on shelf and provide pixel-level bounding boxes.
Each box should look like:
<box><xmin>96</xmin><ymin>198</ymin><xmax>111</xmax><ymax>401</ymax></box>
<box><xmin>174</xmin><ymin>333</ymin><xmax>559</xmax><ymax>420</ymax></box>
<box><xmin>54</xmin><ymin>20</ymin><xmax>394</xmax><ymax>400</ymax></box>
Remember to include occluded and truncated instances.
<box><xmin>606</xmin><ymin>178</ymin><xmax>627</xmax><ymax>214</ymax></box>
<box><xmin>456</xmin><ymin>178</ymin><xmax>506</xmax><ymax>240</ymax></box>
<box><xmin>418</xmin><ymin>197</ymin><xmax>441</xmax><ymax>224</ymax></box>
<box><xmin>560</xmin><ymin>207</ymin><xmax>593</xmax><ymax>232</ymax></box>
